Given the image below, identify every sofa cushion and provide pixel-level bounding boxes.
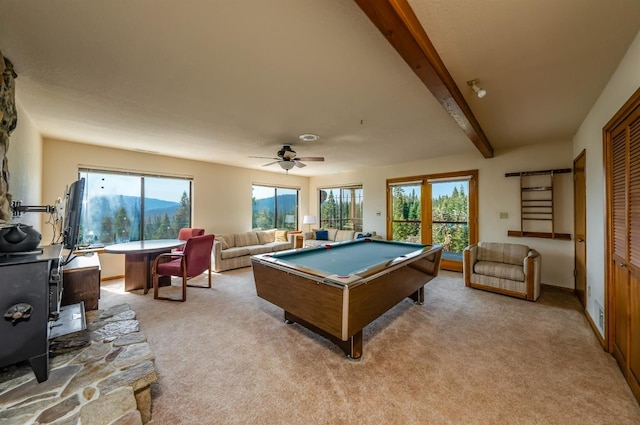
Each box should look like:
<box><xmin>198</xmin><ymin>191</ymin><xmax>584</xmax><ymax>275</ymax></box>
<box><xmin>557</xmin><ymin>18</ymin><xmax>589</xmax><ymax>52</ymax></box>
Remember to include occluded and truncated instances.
<box><xmin>235</xmin><ymin>232</ymin><xmax>259</xmax><ymax>247</ymax></box>
<box><xmin>477</xmin><ymin>242</ymin><xmax>529</xmax><ymax>266</ymax></box>
<box><xmin>275</xmin><ymin>230</ymin><xmax>288</xmax><ymax>242</ymax></box>
<box><xmin>221</xmin><ymin>246</ymin><xmax>251</xmax><ymax>259</ymax></box>
<box><xmin>245</xmin><ymin>244</ymin><xmax>273</xmax><ymax>255</ymax></box>
<box><xmin>335</xmin><ymin>230</ymin><xmax>355</xmax><ymax>242</ymax></box>
<box><xmin>264</xmin><ymin>241</ymin><xmax>292</xmax><ymax>252</ymax></box>
<box><xmin>315</xmin><ymin>230</ymin><xmax>329</xmax><ymax>240</ymax></box>
<box><xmin>256</xmin><ymin>229</ymin><xmax>275</xmax><ymax>245</ymax></box>
<box><xmin>473</xmin><ymin>261</ymin><xmax>525</xmax><ymax>282</ymax></box>
<box><xmin>326</xmin><ymin>228</ymin><xmax>338</xmax><ymax>241</ymax></box>
<box><xmin>216</xmin><ymin>234</ymin><xmax>234</xmax><ymax>249</ymax></box>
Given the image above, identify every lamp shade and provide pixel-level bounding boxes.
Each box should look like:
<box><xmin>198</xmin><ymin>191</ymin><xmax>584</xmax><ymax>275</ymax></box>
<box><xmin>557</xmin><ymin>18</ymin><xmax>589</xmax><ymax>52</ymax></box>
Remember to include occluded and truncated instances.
<box><xmin>303</xmin><ymin>215</ymin><xmax>316</xmax><ymax>225</ymax></box>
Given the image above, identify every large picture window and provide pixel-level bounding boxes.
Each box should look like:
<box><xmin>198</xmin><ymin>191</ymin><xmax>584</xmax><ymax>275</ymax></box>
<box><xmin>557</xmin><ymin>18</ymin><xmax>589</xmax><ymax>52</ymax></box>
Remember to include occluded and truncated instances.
<box><xmin>319</xmin><ymin>185</ymin><xmax>363</xmax><ymax>231</ymax></box>
<box><xmin>78</xmin><ymin>169</ymin><xmax>192</xmax><ymax>245</ymax></box>
<box><xmin>252</xmin><ymin>185</ymin><xmax>299</xmax><ymax>230</ymax></box>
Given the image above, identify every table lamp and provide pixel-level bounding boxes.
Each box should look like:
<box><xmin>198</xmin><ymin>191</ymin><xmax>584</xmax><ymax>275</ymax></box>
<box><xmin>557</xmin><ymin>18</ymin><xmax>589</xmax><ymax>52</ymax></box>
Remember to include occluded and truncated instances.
<box><xmin>302</xmin><ymin>215</ymin><xmax>316</xmax><ymax>232</ymax></box>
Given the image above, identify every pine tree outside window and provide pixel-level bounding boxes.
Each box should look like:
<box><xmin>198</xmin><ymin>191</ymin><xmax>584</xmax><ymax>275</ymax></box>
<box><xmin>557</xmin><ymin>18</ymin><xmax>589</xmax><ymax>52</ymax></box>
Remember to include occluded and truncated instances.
<box><xmin>318</xmin><ymin>186</ymin><xmax>363</xmax><ymax>231</ymax></box>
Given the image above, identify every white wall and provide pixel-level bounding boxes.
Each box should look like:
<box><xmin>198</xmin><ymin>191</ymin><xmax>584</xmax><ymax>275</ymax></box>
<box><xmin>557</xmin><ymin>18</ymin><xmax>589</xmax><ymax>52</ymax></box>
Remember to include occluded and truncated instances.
<box><xmin>5</xmin><ymin>100</ymin><xmax>42</xmax><ymax>229</ymax></box>
<box><xmin>41</xmin><ymin>138</ymin><xmax>309</xmax><ymax>278</ymax></box>
<box><xmin>573</xmin><ymin>29</ymin><xmax>640</xmax><ymax>337</ymax></box>
<box><xmin>310</xmin><ymin>140</ymin><xmax>575</xmax><ymax>288</ymax></box>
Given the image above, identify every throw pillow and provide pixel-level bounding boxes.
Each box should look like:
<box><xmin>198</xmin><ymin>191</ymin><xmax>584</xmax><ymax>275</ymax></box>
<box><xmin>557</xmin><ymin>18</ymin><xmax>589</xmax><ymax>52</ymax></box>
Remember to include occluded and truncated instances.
<box><xmin>356</xmin><ymin>233</ymin><xmax>364</xmax><ymax>239</ymax></box>
<box><xmin>275</xmin><ymin>230</ymin><xmax>288</xmax><ymax>242</ymax></box>
<box><xmin>364</xmin><ymin>232</ymin><xmax>372</xmax><ymax>237</ymax></box>
<box><xmin>315</xmin><ymin>230</ymin><xmax>329</xmax><ymax>240</ymax></box>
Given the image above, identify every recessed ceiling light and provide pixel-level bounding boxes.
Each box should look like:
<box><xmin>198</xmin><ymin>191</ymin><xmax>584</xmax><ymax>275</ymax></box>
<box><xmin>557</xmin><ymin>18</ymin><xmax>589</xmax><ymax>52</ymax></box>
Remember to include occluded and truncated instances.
<box><xmin>298</xmin><ymin>133</ymin><xmax>320</xmax><ymax>142</ymax></box>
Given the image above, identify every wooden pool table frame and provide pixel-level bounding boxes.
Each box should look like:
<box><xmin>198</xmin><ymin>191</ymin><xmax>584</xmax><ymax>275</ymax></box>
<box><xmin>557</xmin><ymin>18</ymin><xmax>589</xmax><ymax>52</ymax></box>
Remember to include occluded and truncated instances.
<box><xmin>251</xmin><ymin>241</ymin><xmax>442</xmax><ymax>359</ymax></box>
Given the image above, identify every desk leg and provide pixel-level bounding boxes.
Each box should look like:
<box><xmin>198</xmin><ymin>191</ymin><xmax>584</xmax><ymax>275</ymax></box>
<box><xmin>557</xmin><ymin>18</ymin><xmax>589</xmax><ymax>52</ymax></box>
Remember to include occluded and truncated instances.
<box><xmin>124</xmin><ymin>252</ymin><xmax>171</xmax><ymax>293</ymax></box>
<box><xmin>124</xmin><ymin>253</ymin><xmax>147</xmax><ymax>292</ymax></box>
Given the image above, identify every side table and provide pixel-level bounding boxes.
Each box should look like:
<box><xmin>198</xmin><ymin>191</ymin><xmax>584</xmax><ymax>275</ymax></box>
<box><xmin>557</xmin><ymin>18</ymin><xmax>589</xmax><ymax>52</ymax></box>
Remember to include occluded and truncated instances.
<box><xmin>62</xmin><ymin>253</ymin><xmax>101</xmax><ymax>310</ymax></box>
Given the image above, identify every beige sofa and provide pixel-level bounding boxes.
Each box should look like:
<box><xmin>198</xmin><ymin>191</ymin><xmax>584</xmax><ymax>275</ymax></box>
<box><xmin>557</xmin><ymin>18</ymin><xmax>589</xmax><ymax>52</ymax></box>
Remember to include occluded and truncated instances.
<box><xmin>302</xmin><ymin>228</ymin><xmax>379</xmax><ymax>248</ymax></box>
<box><xmin>213</xmin><ymin>229</ymin><xmax>294</xmax><ymax>272</ymax></box>
<box><xmin>463</xmin><ymin>242</ymin><xmax>541</xmax><ymax>301</ymax></box>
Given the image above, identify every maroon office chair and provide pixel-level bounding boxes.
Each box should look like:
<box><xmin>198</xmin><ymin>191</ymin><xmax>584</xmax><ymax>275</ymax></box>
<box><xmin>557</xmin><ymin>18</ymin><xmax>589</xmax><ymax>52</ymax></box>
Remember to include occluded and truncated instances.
<box><xmin>151</xmin><ymin>234</ymin><xmax>215</xmax><ymax>301</ymax></box>
<box><xmin>176</xmin><ymin>228</ymin><xmax>205</xmax><ymax>251</ymax></box>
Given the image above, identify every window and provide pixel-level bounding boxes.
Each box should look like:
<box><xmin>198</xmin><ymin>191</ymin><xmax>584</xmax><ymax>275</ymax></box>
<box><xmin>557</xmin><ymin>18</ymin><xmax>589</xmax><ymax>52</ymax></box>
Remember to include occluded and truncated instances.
<box><xmin>79</xmin><ymin>169</ymin><xmax>192</xmax><ymax>245</ymax></box>
<box><xmin>252</xmin><ymin>185</ymin><xmax>299</xmax><ymax>230</ymax></box>
<box><xmin>318</xmin><ymin>186</ymin><xmax>363</xmax><ymax>231</ymax></box>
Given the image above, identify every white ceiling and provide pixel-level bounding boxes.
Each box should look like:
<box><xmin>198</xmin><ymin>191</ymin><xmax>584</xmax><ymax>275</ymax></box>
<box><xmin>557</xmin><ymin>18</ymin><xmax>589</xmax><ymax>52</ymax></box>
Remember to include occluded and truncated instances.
<box><xmin>1</xmin><ymin>0</ymin><xmax>639</xmax><ymax>176</ymax></box>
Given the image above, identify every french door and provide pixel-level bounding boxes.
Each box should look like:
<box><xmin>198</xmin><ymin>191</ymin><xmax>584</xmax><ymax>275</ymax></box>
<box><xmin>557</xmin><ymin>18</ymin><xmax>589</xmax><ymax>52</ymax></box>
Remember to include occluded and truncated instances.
<box><xmin>387</xmin><ymin>170</ymin><xmax>478</xmax><ymax>272</ymax></box>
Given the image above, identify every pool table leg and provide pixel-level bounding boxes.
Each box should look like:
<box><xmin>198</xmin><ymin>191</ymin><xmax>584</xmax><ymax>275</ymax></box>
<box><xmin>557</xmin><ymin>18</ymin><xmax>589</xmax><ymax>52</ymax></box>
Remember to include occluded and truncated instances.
<box><xmin>284</xmin><ymin>311</ymin><xmax>363</xmax><ymax>360</ymax></box>
<box><xmin>409</xmin><ymin>286</ymin><xmax>425</xmax><ymax>305</ymax></box>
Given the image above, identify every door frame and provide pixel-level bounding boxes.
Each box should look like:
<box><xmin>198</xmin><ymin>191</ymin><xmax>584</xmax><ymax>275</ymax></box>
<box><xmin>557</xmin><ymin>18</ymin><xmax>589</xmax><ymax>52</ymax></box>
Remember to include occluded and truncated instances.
<box><xmin>573</xmin><ymin>149</ymin><xmax>587</xmax><ymax>308</ymax></box>
<box><xmin>386</xmin><ymin>170</ymin><xmax>478</xmax><ymax>272</ymax></box>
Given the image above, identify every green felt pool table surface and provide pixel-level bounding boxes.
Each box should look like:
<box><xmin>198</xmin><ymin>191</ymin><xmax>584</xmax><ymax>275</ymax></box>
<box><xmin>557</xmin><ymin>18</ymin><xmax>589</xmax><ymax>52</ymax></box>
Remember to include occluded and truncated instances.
<box><xmin>268</xmin><ymin>238</ymin><xmax>429</xmax><ymax>277</ymax></box>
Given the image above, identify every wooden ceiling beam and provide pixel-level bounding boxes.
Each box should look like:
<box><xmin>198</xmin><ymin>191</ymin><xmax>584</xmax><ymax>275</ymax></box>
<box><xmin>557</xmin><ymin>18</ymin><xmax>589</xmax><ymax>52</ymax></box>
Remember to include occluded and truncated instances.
<box><xmin>354</xmin><ymin>0</ymin><xmax>494</xmax><ymax>158</ymax></box>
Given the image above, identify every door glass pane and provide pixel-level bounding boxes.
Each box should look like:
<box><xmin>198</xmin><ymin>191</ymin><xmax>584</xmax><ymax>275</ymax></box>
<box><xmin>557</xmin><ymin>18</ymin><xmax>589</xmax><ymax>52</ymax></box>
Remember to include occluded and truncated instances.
<box><xmin>432</xmin><ymin>181</ymin><xmax>469</xmax><ymax>262</ymax></box>
<box><xmin>390</xmin><ymin>185</ymin><xmax>421</xmax><ymax>243</ymax></box>
<box><xmin>144</xmin><ymin>177</ymin><xmax>191</xmax><ymax>240</ymax></box>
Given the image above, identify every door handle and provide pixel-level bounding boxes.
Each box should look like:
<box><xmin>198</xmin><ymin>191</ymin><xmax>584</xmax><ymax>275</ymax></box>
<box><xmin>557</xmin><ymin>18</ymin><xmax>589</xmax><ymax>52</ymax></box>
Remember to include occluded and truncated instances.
<box><xmin>620</xmin><ymin>263</ymin><xmax>627</xmax><ymax>268</ymax></box>
<box><xmin>577</xmin><ymin>238</ymin><xmax>584</xmax><ymax>242</ymax></box>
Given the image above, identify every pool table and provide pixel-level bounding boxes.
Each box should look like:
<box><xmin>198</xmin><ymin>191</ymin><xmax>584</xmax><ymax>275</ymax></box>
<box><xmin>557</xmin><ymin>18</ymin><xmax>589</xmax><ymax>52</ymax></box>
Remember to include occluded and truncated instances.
<box><xmin>251</xmin><ymin>238</ymin><xmax>442</xmax><ymax>360</ymax></box>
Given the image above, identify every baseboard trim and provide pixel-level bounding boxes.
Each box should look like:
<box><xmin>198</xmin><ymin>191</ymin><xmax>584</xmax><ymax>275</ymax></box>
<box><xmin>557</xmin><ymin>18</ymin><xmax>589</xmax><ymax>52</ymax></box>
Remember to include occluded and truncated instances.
<box><xmin>541</xmin><ymin>283</ymin><xmax>574</xmax><ymax>293</ymax></box>
<box><xmin>584</xmin><ymin>308</ymin><xmax>606</xmax><ymax>349</ymax></box>
<box><xmin>101</xmin><ymin>275</ymin><xmax>124</xmax><ymax>282</ymax></box>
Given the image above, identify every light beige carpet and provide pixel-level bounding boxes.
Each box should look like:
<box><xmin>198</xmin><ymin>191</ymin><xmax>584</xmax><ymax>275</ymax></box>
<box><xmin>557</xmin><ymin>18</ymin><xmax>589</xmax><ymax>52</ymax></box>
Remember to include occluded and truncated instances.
<box><xmin>99</xmin><ymin>270</ymin><xmax>640</xmax><ymax>424</ymax></box>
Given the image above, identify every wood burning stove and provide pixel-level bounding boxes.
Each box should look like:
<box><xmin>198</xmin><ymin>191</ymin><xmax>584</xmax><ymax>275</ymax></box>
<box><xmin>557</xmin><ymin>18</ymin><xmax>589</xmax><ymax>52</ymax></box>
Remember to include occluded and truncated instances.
<box><xmin>0</xmin><ymin>244</ymin><xmax>85</xmax><ymax>383</ymax></box>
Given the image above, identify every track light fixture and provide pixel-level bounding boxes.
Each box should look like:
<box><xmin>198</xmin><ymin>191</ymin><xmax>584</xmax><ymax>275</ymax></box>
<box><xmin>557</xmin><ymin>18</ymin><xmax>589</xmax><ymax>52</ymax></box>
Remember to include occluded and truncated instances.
<box><xmin>467</xmin><ymin>79</ymin><xmax>487</xmax><ymax>98</ymax></box>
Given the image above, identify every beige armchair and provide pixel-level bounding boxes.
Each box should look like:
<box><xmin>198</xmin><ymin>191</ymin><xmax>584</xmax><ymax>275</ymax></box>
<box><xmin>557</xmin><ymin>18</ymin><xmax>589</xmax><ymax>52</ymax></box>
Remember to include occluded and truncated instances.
<box><xmin>463</xmin><ymin>242</ymin><xmax>541</xmax><ymax>301</ymax></box>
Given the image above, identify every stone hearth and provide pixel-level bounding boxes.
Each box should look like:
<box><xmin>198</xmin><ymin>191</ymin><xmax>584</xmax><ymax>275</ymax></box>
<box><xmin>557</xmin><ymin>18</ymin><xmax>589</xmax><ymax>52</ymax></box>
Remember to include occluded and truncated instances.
<box><xmin>0</xmin><ymin>304</ymin><xmax>157</xmax><ymax>424</ymax></box>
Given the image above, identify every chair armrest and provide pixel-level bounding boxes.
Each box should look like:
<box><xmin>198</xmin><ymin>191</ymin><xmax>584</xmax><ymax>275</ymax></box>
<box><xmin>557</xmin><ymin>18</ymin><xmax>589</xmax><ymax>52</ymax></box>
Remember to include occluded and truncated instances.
<box><xmin>302</xmin><ymin>231</ymin><xmax>314</xmax><ymax>241</ymax></box>
<box><xmin>152</xmin><ymin>252</ymin><xmax>184</xmax><ymax>268</ymax></box>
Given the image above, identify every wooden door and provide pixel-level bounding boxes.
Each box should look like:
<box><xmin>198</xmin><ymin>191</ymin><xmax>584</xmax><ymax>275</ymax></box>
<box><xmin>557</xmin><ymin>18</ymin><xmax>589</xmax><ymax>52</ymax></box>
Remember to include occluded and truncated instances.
<box><xmin>573</xmin><ymin>150</ymin><xmax>587</xmax><ymax>307</ymax></box>
<box><xmin>627</xmin><ymin>112</ymin><xmax>640</xmax><ymax>394</ymax></box>
<box><xmin>605</xmin><ymin>87</ymin><xmax>640</xmax><ymax>403</ymax></box>
<box><xmin>611</xmin><ymin>124</ymin><xmax>629</xmax><ymax>369</ymax></box>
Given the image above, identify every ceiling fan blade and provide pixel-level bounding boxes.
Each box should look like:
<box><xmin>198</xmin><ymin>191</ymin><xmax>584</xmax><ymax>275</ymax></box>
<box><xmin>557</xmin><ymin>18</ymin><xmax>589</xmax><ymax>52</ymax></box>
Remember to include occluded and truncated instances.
<box><xmin>262</xmin><ymin>161</ymin><xmax>279</xmax><ymax>166</ymax></box>
<box><xmin>295</xmin><ymin>157</ymin><xmax>324</xmax><ymax>162</ymax></box>
<box><xmin>249</xmin><ymin>155</ymin><xmax>278</xmax><ymax>160</ymax></box>
<box><xmin>294</xmin><ymin>161</ymin><xmax>306</xmax><ymax>168</ymax></box>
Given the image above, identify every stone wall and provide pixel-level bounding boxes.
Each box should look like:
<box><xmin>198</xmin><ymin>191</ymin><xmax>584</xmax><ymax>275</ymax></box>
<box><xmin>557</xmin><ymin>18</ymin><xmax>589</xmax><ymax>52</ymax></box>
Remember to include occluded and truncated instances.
<box><xmin>0</xmin><ymin>48</ymin><xmax>18</xmax><ymax>223</ymax></box>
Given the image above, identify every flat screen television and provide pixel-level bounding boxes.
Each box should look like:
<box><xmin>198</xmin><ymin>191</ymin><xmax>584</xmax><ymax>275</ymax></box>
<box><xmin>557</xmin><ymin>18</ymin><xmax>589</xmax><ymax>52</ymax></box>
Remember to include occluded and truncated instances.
<box><xmin>63</xmin><ymin>177</ymin><xmax>85</xmax><ymax>250</ymax></box>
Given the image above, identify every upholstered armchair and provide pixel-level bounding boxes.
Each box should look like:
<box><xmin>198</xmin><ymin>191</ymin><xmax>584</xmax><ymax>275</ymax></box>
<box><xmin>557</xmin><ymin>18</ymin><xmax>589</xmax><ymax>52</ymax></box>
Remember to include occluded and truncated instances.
<box><xmin>463</xmin><ymin>242</ymin><xmax>541</xmax><ymax>301</ymax></box>
<box><xmin>152</xmin><ymin>234</ymin><xmax>215</xmax><ymax>301</ymax></box>
<box><xmin>176</xmin><ymin>228</ymin><xmax>205</xmax><ymax>251</ymax></box>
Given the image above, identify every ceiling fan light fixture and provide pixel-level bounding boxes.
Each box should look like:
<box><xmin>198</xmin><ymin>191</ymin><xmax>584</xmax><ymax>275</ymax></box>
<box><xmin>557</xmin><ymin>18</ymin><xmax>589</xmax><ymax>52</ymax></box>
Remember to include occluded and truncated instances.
<box><xmin>298</xmin><ymin>133</ymin><xmax>320</xmax><ymax>142</ymax></box>
<box><xmin>278</xmin><ymin>160</ymin><xmax>295</xmax><ymax>170</ymax></box>
<box><xmin>467</xmin><ymin>79</ymin><xmax>486</xmax><ymax>98</ymax></box>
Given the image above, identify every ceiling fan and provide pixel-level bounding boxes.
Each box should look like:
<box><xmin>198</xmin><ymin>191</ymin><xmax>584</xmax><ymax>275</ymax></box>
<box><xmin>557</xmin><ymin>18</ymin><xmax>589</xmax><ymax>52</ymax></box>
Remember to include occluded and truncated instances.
<box><xmin>250</xmin><ymin>145</ymin><xmax>324</xmax><ymax>172</ymax></box>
